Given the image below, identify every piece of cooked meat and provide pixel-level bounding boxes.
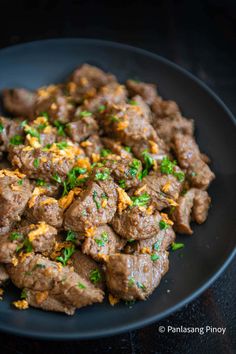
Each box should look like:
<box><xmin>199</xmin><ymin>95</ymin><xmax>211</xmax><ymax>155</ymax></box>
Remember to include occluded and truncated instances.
<box><xmin>0</xmin><ymin>264</ymin><xmax>9</xmax><ymax>286</ymax></box>
<box><xmin>105</xmin><ymin>252</ymin><xmax>169</xmax><ymax>300</ymax></box>
<box><xmin>0</xmin><ymin>116</ymin><xmax>24</xmax><ymax>157</ymax></box>
<box><xmin>66</xmin><ymin>114</ymin><xmax>99</xmax><ymax>142</ymax></box>
<box><xmin>80</xmin><ymin>134</ymin><xmax>104</xmax><ymax>159</ymax></box>
<box><xmin>0</xmin><ymin>222</ymin><xmax>57</xmax><ymax>263</ymax></box>
<box><xmin>0</xmin><ymin>170</ymin><xmax>32</xmax><ymax>229</ymax></box>
<box><xmin>111</xmin><ymin>206</ymin><xmax>162</xmax><ymax>240</ymax></box>
<box><xmin>126</xmin><ymin>80</ymin><xmax>157</xmax><ymax>105</ymax></box>
<box><xmin>82</xmin><ymin>225</ymin><xmax>125</xmax><ymax>261</ymax></box>
<box><xmin>64</xmin><ymin>172</ymin><xmax>118</xmax><ymax>233</ymax></box>
<box><xmin>24</xmin><ymin>194</ymin><xmax>63</xmax><ymax>228</ymax></box>
<box><xmin>2</xmin><ymin>88</ymin><xmax>36</xmax><ymax>118</ymax></box>
<box><xmin>173</xmin><ymin>133</ymin><xmax>215</xmax><ymax>190</ymax></box>
<box><xmin>7</xmin><ymin>253</ymin><xmax>104</xmax><ymax>314</ymax></box>
<box><xmin>135</xmin><ymin>226</ymin><xmax>176</xmax><ymax>253</ymax></box>
<box><xmin>172</xmin><ymin>188</ymin><xmax>211</xmax><ymax>234</ymax></box>
<box><xmin>101</xmin><ymin>137</ymin><xmax>133</xmax><ymax>159</ymax></box>
<box><xmin>151</xmin><ymin>96</ymin><xmax>180</xmax><ymax>118</ymax></box>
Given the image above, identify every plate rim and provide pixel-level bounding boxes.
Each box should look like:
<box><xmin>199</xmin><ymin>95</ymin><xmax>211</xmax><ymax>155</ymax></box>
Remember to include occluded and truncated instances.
<box><xmin>0</xmin><ymin>37</ymin><xmax>235</xmax><ymax>340</ymax></box>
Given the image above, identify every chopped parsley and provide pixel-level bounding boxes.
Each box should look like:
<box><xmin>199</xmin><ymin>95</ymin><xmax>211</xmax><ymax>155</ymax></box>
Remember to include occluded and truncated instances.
<box><xmin>110</xmin><ymin>115</ymin><xmax>120</xmax><ymax>123</ymax></box>
<box><xmin>56</xmin><ymin>245</ymin><xmax>75</xmax><ymax>266</ymax></box>
<box><xmin>25</xmin><ymin>127</ymin><xmax>40</xmax><ymax>140</ymax></box>
<box><xmin>128</xmin><ymin>99</ymin><xmax>137</xmax><ymax>105</ymax></box>
<box><xmin>18</xmin><ymin>179</ymin><xmax>23</xmax><ymax>185</ymax></box>
<box><xmin>95</xmin><ymin>168</ymin><xmax>110</xmax><ymax>181</ymax></box>
<box><xmin>10</xmin><ymin>135</ymin><xmax>24</xmax><ymax>145</ymax></box>
<box><xmin>174</xmin><ymin>171</ymin><xmax>185</xmax><ymax>182</ymax></box>
<box><xmin>78</xmin><ymin>282</ymin><xmax>86</xmax><ymax>289</ymax></box>
<box><xmin>56</xmin><ymin>141</ymin><xmax>68</xmax><ymax>150</ymax></box>
<box><xmin>40</xmin><ymin>112</ymin><xmax>49</xmax><ymax>119</ymax></box>
<box><xmin>90</xmin><ymin>269</ymin><xmax>102</xmax><ymax>283</ymax></box>
<box><xmin>151</xmin><ymin>253</ymin><xmax>159</xmax><ymax>261</ymax></box>
<box><xmin>159</xmin><ymin>220</ymin><xmax>169</xmax><ymax>230</ymax></box>
<box><xmin>66</xmin><ymin>230</ymin><xmax>77</xmax><ymax>243</ymax></box>
<box><xmin>171</xmin><ymin>242</ymin><xmax>184</xmax><ymax>251</ymax></box>
<box><xmin>80</xmin><ymin>111</ymin><xmax>92</xmax><ymax>117</ymax></box>
<box><xmin>95</xmin><ymin>231</ymin><xmax>109</xmax><ymax>247</ymax></box>
<box><xmin>131</xmin><ymin>192</ymin><xmax>150</xmax><ymax>207</ymax></box>
<box><xmin>98</xmin><ymin>105</ymin><xmax>106</xmax><ymax>112</ymax></box>
<box><xmin>93</xmin><ymin>191</ymin><xmax>101</xmax><ymax>209</ymax></box>
<box><xmin>129</xmin><ymin>159</ymin><xmax>141</xmax><ymax>178</ymax></box>
<box><xmin>128</xmin><ymin>277</ymin><xmax>135</xmax><ymax>286</ymax></box>
<box><xmin>100</xmin><ymin>149</ymin><xmax>111</xmax><ymax>157</ymax></box>
<box><xmin>124</xmin><ymin>146</ymin><xmax>131</xmax><ymax>153</ymax></box>
<box><xmin>136</xmin><ymin>281</ymin><xmax>146</xmax><ymax>290</ymax></box>
<box><xmin>54</xmin><ymin>121</ymin><xmax>66</xmax><ymax>136</ymax></box>
<box><xmin>0</xmin><ymin>123</ymin><xmax>4</xmax><ymax>133</ymax></box>
<box><xmin>20</xmin><ymin>289</ymin><xmax>27</xmax><ymax>299</ymax></box>
<box><xmin>9</xmin><ymin>232</ymin><xmax>23</xmax><ymax>241</ymax></box>
<box><xmin>61</xmin><ymin>166</ymin><xmax>88</xmax><ymax>195</ymax></box>
<box><xmin>20</xmin><ymin>120</ymin><xmax>28</xmax><ymax>128</ymax></box>
<box><xmin>142</xmin><ymin>150</ymin><xmax>154</xmax><ymax>178</ymax></box>
<box><xmin>119</xmin><ymin>179</ymin><xmax>126</xmax><ymax>189</ymax></box>
<box><xmin>52</xmin><ymin>174</ymin><xmax>62</xmax><ymax>184</ymax></box>
<box><xmin>160</xmin><ymin>157</ymin><xmax>185</xmax><ymax>182</ymax></box>
<box><xmin>36</xmin><ymin>178</ymin><xmax>46</xmax><ymax>186</ymax></box>
<box><xmin>33</xmin><ymin>158</ymin><xmax>39</xmax><ymax>168</ymax></box>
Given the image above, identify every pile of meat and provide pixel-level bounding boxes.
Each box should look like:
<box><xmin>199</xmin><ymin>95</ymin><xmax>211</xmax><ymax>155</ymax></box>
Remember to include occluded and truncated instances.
<box><xmin>0</xmin><ymin>64</ymin><xmax>215</xmax><ymax>314</ymax></box>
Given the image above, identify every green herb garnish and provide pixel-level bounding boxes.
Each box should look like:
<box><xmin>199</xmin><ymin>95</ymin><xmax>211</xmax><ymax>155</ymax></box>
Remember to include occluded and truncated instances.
<box><xmin>18</xmin><ymin>179</ymin><xmax>23</xmax><ymax>185</ymax></box>
<box><xmin>56</xmin><ymin>245</ymin><xmax>75</xmax><ymax>266</ymax></box>
<box><xmin>33</xmin><ymin>158</ymin><xmax>39</xmax><ymax>168</ymax></box>
<box><xmin>52</xmin><ymin>174</ymin><xmax>62</xmax><ymax>184</ymax></box>
<box><xmin>25</xmin><ymin>127</ymin><xmax>40</xmax><ymax>140</ymax></box>
<box><xmin>159</xmin><ymin>220</ymin><xmax>169</xmax><ymax>230</ymax></box>
<box><xmin>93</xmin><ymin>191</ymin><xmax>101</xmax><ymax>209</ymax></box>
<box><xmin>0</xmin><ymin>123</ymin><xmax>4</xmax><ymax>133</ymax></box>
<box><xmin>151</xmin><ymin>253</ymin><xmax>159</xmax><ymax>261</ymax></box>
<box><xmin>100</xmin><ymin>149</ymin><xmax>111</xmax><ymax>157</ymax></box>
<box><xmin>129</xmin><ymin>159</ymin><xmax>141</xmax><ymax>178</ymax></box>
<box><xmin>95</xmin><ymin>168</ymin><xmax>110</xmax><ymax>181</ymax></box>
<box><xmin>131</xmin><ymin>192</ymin><xmax>150</xmax><ymax>207</ymax></box>
<box><xmin>142</xmin><ymin>150</ymin><xmax>154</xmax><ymax>178</ymax></box>
<box><xmin>95</xmin><ymin>231</ymin><xmax>109</xmax><ymax>247</ymax></box>
<box><xmin>136</xmin><ymin>281</ymin><xmax>145</xmax><ymax>290</ymax></box>
<box><xmin>56</xmin><ymin>141</ymin><xmax>68</xmax><ymax>150</ymax></box>
<box><xmin>128</xmin><ymin>277</ymin><xmax>135</xmax><ymax>286</ymax></box>
<box><xmin>54</xmin><ymin>121</ymin><xmax>66</xmax><ymax>136</ymax></box>
<box><xmin>90</xmin><ymin>269</ymin><xmax>102</xmax><ymax>284</ymax></box>
<box><xmin>9</xmin><ymin>232</ymin><xmax>23</xmax><ymax>241</ymax></box>
<box><xmin>128</xmin><ymin>99</ymin><xmax>137</xmax><ymax>105</ymax></box>
<box><xmin>124</xmin><ymin>146</ymin><xmax>131</xmax><ymax>153</ymax></box>
<box><xmin>98</xmin><ymin>105</ymin><xmax>106</xmax><ymax>112</ymax></box>
<box><xmin>20</xmin><ymin>289</ymin><xmax>27</xmax><ymax>299</ymax></box>
<box><xmin>66</xmin><ymin>230</ymin><xmax>77</xmax><ymax>243</ymax></box>
<box><xmin>119</xmin><ymin>179</ymin><xmax>126</xmax><ymax>189</ymax></box>
<box><xmin>10</xmin><ymin>135</ymin><xmax>24</xmax><ymax>145</ymax></box>
<box><xmin>171</xmin><ymin>242</ymin><xmax>184</xmax><ymax>251</ymax></box>
<box><xmin>80</xmin><ymin>111</ymin><xmax>92</xmax><ymax>117</ymax></box>
<box><xmin>36</xmin><ymin>178</ymin><xmax>46</xmax><ymax>186</ymax></box>
<box><xmin>78</xmin><ymin>282</ymin><xmax>86</xmax><ymax>289</ymax></box>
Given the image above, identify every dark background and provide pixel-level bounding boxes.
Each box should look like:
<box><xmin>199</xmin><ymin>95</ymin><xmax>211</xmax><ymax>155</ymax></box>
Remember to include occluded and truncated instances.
<box><xmin>0</xmin><ymin>0</ymin><xmax>235</xmax><ymax>353</ymax></box>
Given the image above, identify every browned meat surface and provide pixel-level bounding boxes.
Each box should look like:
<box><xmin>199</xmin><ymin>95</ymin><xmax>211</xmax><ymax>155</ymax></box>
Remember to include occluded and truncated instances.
<box><xmin>70</xmin><ymin>250</ymin><xmax>105</xmax><ymax>290</ymax></box>
<box><xmin>100</xmin><ymin>103</ymin><xmax>158</xmax><ymax>147</ymax></box>
<box><xmin>172</xmin><ymin>188</ymin><xmax>211</xmax><ymax>234</ymax></box>
<box><xmin>2</xmin><ymin>88</ymin><xmax>36</xmax><ymax>118</ymax></box>
<box><xmin>80</xmin><ymin>134</ymin><xmax>103</xmax><ymax>158</ymax></box>
<box><xmin>0</xmin><ymin>264</ymin><xmax>9</xmax><ymax>285</ymax></box>
<box><xmin>111</xmin><ymin>207</ymin><xmax>162</xmax><ymax>240</ymax></box>
<box><xmin>8</xmin><ymin>144</ymin><xmax>79</xmax><ymax>181</ymax></box>
<box><xmin>64</xmin><ymin>172</ymin><xmax>118</xmax><ymax>233</ymax></box>
<box><xmin>0</xmin><ymin>117</ymin><xmax>24</xmax><ymax>157</ymax></box>
<box><xmin>101</xmin><ymin>137</ymin><xmax>133</xmax><ymax>159</ymax></box>
<box><xmin>82</xmin><ymin>225</ymin><xmax>125</xmax><ymax>261</ymax></box>
<box><xmin>135</xmin><ymin>226</ymin><xmax>176</xmax><ymax>253</ymax></box>
<box><xmin>131</xmin><ymin>95</ymin><xmax>153</xmax><ymax>123</ymax></box>
<box><xmin>66</xmin><ymin>114</ymin><xmax>98</xmax><ymax>142</ymax></box>
<box><xmin>131</xmin><ymin>137</ymin><xmax>169</xmax><ymax>163</ymax></box>
<box><xmin>24</xmin><ymin>194</ymin><xmax>63</xmax><ymax>228</ymax></box>
<box><xmin>0</xmin><ymin>170</ymin><xmax>32</xmax><ymax>229</ymax></box>
<box><xmin>7</xmin><ymin>253</ymin><xmax>104</xmax><ymax>313</ymax></box>
<box><xmin>173</xmin><ymin>133</ymin><xmax>215</xmax><ymax>189</ymax></box>
<box><xmin>105</xmin><ymin>252</ymin><xmax>169</xmax><ymax>300</ymax></box>
<box><xmin>151</xmin><ymin>96</ymin><xmax>180</xmax><ymax>118</ymax></box>
<box><xmin>0</xmin><ymin>222</ymin><xmax>57</xmax><ymax>263</ymax></box>
<box><xmin>126</xmin><ymin>80</ymin><xmax>157</xmax><ymax>105</ymax></box>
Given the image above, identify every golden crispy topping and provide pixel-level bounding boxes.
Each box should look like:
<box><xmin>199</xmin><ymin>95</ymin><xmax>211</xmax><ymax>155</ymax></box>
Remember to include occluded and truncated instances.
<box><xmin>40</xmin><ymin>198</ymin><xmax>58</xmax><ymax>206</ymax></box>
<box><xmin>80</xmin><ymin>77</ymin><xmax>89</xmax><ymax>86</ymax></box>
<box><xmin>28</xmin><ymin>222</ymin><xmax>51</xmax><ymax>242</ymax></box>
<box><xmin>37</xmin><ymin>84</ymin><xmax>58</xmax><ymax>98</ymax></box>
<box><xmin>23</xmin><ymin>145</ymin><xmax>34</xmax><ymax>152</ymax></box>
<box><xmin>50</xmin><ymin>102</ymin><xmax>57</xmax><ymax>110</ymax></box>
<box><xmin>11</xmin><ymin>256</ymin><xmax>18</xmax><ymax>267</ymax></box>
<box><xmin>166</xmin><ymin>198</ymin><xmax>178</xmax><ymax>207</ymax></box>
<box><xmin>10</xmin><ymin>184</ymin><xmax>22</xmax><ymax>192</ymax></box>
<box><xmin>162</xmin><ymin>181</ymin><xmax>171</xmax><ymax>193</ymax></box>
<box><xmin>75</xmin><ymin>157</ymin><xmax>91</xmax><ymax>170</ymax></box>
<box><xmin>153</xmin><ymin>160</ymin><xmax>158</xmax><ymax>171</ymax></box>
<box><xmin>12</xmin><ymin>299</ymin><xmax>29</xmax><ymax>310</ymax></box>
<box><xmin>80</xmin><ymin>140</ymin><xmax>93</xmax><ymax>147</ymax></box>
<box><xmin>28</xmin><ymin>187</ymin><xmax>46</xmax><ymax>208</ymax></box>
<box><xmin>58</xmin><ymin>190</ymin><xmax>75</xmax><ymax>210</ymax></box>
<box><xmin>85</xmin><ymin>226</ymin><xmax>96</xmax><ymax>237</ymax></box>
<box><xmin>149</xmin><ymin>140</ymin><xmax>159</xmax><ymax>154</ymax></box>
<box><xmin>33</xmin><ymin>116</ymin><xmax>48</xmax><ymax>126</ymax></box>
<box><xmin>0</xmin><ymin>169</ymin><xmax>25</xmax><ymax>179</ymax></box>
<box><xmin>43</xmin><ymin>125</ymin><xmax>53</xmax><ymax>134</ymax></box>
<box><xmin>140</xmin><ymin>247</ymin><xmax>151</xmax><ymax>254</ymax></box>
<box><xmin>19</xmin><ymin>252</ymin><xmax>32</xmax><ymax>263</ymax></box>
<box><xmin>117</xmin><ymin>187</ymin><xmax>133</xmax><ymax>213</ymax></box>
<box><xmin>134</xmin><ymin>184</ymin><xmax>147</xmax><ymax>196</ymax></box>
<box><xmin>116</xmin><ymin>121</ymin><xmax>129</xmax><ymax>131</ymax></box>
<box><xmin>160</xmin><ymin>212</ymin><xmax>174</xmax><ymax>226</ymax></box>
<box><xmin>146</xmin><ymin>204</ymin><xmax>154</xmax><ymax>215</ymax></box>
<box><xmin>67</xmin><ymin>81</ymin><xmax>77</xmax><ymax>94</ymax></box>
<box><xmin>108</xmin><ymin>294</ymin><xmax>120</xmax><ymax>306</ymax></box>
<box><xmin>97</xmin><ymin>254</ymin><xmax>109</xmax><ymax>262</ymax></box>
<box><xmin>35</xmin><ymin>291</ymin><xmax>49</xmax><ymax>304</ymax></box>
<box><xmin>91</xmin><ymin>153</ymin><xmax>100</xmax><ymax>163</ymax></box>
<box><xmin>101</xmin><ymin>198</ymin><xmax>108</xmax><ymax>208</ymax></box>
<box><xmin>26</xmin><ymin>135</ymin><xmax>41</xmax><ymax>148</ymax></box>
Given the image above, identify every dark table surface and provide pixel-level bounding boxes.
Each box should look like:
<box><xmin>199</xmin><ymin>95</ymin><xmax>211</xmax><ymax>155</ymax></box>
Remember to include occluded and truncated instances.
<box><xmin>0</xmin><ymin>0</ymin><xmax>235</xmax><ymax>353</ymax></box>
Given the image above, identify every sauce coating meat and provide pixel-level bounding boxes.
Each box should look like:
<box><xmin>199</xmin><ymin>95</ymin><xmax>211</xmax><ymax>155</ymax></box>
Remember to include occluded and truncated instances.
<box><xmin>0</xmin><ymin>64</ymin><xmax>215</xmax><ymax>314</ymax></box>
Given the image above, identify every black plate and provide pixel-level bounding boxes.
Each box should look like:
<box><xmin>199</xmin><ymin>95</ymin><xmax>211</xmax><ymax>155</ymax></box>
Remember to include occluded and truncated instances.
<box><xmin>0</xmin><ymin>38</ymin><xmax>235</xmax><ymax>340</ymax></box>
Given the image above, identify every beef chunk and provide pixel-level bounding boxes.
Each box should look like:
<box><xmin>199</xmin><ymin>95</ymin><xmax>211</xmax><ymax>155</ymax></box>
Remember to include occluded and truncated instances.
<box><xmin>173</xmin><ymin>133</ymin><xmax>215</xmax><ymax>189</ymax></box>
<box><xmin>111</xmin><ymin>207</ymin><xmax>162</xmax><ymax>240</ymax></box>
<box><xmin>82</xmin><ymin>225</ymin><xmax>125</xmax><ymax>261</ymax></box>
<box><xmin>131</xmin><ymin>95</ymin><xmax>153</xmax><ymax>123</ymax></box>
<box><xmin>24</xmin><ymin>288</ymin><xmax>75</xmax><ymax>315</ymax></box>
<box><xmin>0</xmin><ymin>264</ymin><xmax>9</xmax><ymax>286</ymax></box>
<box><xmin>131</xmin><ymin>137</ymin><xmax>169</xmax><ymax>163</ymax></box>
<box><xmin>66</xmin><ymin>114</ymin><xmax>99</xmax><ymax>142</ymax></box>
<box><xmin>102</xmin><ymin>156</ymin><xmax>142</xmax><ymax>189</ymax></box>
<box><xmin>151</xmin><ymin>96</ymin><xmax>180</xmax><ymax>118</ymax></box>
<box><xmin>64</xmin><ymin>174</ymin><xmax>118</xmax><ymax>233</ymax></box>
<box><xmin>0</xmin><ymin>116</ymin><xmax>24</xmax><ymax>156</ymax></box>
<box><xmin>135</xmin><ymin>226</ymin><xmax>176</xmax><ymax>253</ymax></box>
<box><xmin>100</xmin><ymin>103</ymin><xmax>158</xmax><ymax>147</ymax></box>
<box><xmin>172</xmin><ymin>188</ymin><xmax>211</xmax><ymax>234</ymax></box>
<box><xmin>105</xmin><ymin>252</ymin><xmax>169</xmax><ymax>300</ymax></box>
<box><xmin>0</xmin><ymin>222</ymin><xmax>57</xmax><ymax>263</ymax></box>
<box><xmin>81</xmin><ymin>134</ymin><xmax>103</xmax><ymax>158</ymax></box>
<box><xmin>25</xmin><ymin>194</ymin><xmax>63</xmax><ymax>228</ymax></box>
<box><xmin>7</xmin><ymin>253</ymin><xmax>104</xmax><ymax>313</ymax></box>
<box><xmin>2</xmin><ymin>88</ymin><xmax>36</xmax><ymax>118</ymax></box>
<box><xmin>101</xmin><ymin>137</ymin><xmax>132</xmax><ymax>159</ymax></box>
<box><xmin>70</xmin><ymin>64</ymin><xmax>116</xmax><ymax>89</ymax></box>
<box><xmin>82</xmin><ymin>83</ymin><xmax>127</xmax><ymax>113</ymax></box>
<box><xmin>70</xmin><ymin>250</ymin><xmax>105</xmax><ymax>289</ymax></box>
<box><xmin>0</xmin><ymin>170</ymin><xmax>32</xmax><ymax>229</ymax></box>
<box><xmin>132</xmin><ymin>170</ymin><xmax>183</xmax><ymax>211</ymax></box>
<box><xmin>126</xmin><ymin>80</ymin><xmax>157</xmax><ymax>105</ymax></box>
<box><xmin>9</xmin><ymin>144</ymin><xmax>77</xmax><ymax>181</ymax></box>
